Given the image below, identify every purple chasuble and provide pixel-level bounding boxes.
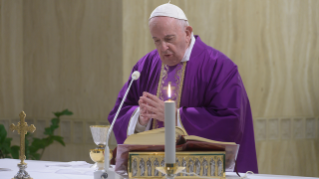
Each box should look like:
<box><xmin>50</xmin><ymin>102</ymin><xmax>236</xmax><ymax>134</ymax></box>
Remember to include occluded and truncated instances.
<box><xmin>108</xmin><ymin>35</ymin><xmax>258</xmax><ymax>173</ymax></box>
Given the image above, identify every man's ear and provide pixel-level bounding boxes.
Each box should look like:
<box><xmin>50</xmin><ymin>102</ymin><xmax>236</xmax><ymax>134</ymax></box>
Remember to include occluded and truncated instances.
<box><xmin>185</xmin><ymin>26</ymin><xmax>193</xmax><ymax>40</ymax></box>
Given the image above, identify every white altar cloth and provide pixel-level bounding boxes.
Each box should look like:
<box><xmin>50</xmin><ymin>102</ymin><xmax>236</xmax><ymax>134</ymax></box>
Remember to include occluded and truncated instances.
<box><xmin>1</xmin><ymin>158</ymin><xmax>318</xmax><ymax>179</ymax></box>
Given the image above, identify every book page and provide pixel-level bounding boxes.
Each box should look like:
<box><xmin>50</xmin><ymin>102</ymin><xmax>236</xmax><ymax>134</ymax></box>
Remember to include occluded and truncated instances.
<box><xmin>183</xmin><ymin>135</ymin><xmax>236</xmax><ymax>145</ymax></box>
<box><xmin>124</xmin><ymin>126</ymin><xmax>187</xmax><ymax>145</ymax></box>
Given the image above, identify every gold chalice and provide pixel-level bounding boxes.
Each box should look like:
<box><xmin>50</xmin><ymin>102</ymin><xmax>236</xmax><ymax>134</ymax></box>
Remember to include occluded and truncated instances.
<box><xmin>89</xmin><ymin>125</ymin><xmax>112</xmax><ymax>170</ymax></box>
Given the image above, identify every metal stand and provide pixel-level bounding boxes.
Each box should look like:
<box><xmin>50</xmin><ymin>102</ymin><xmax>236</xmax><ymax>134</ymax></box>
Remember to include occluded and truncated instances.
<box><xmin>94</xmin><ymin>169</ymin><xmax>118</xmax><ymax>179</ymax></box>
<box><xmin>91</xmin><ymin>162</ymin><xmax>105</xmax><ymax>170</ymax></box>
<box><xmin>12</xmin><ymin>163</ymin><xmax>32</xmax><ymax>179</ymax></box>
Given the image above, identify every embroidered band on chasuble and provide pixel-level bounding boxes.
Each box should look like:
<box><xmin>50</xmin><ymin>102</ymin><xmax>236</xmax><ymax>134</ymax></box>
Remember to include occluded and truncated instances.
<box><xmin>153</xmin><ymin>62</ymin><xmax>187</xmax><ymax>129</ymax></box>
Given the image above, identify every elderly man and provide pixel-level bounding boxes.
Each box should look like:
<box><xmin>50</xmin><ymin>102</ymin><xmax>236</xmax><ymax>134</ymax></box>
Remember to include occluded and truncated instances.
<box><xmin>108</xmin><ymin>3</ymin><xmax>258</xmax><ymax>173</ymax></box>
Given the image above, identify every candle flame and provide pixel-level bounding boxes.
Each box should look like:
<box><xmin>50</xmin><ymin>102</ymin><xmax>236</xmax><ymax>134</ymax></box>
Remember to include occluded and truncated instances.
<box><xmin>168</xmin><ymin>83</ymin><xmax>171</xmax><ymax>99</ymax></box>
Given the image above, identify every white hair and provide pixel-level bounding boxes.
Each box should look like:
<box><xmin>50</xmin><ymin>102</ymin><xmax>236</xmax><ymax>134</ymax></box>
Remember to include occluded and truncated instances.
<box><xmin>177</xmin><ymin>19</ymin><xmax>190</xmax><ymax>30</ymax></box>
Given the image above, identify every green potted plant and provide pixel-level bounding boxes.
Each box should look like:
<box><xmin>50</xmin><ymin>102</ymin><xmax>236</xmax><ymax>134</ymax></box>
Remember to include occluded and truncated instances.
<box><xmin>0</xmin><ymin>109</ymin><xmax>72</xmax><ymax>160</ymax></box>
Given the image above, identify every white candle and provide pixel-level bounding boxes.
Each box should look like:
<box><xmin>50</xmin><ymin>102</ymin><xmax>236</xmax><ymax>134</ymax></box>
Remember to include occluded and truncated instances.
<box><xmin>165</xmin><ymin>83</ymin><xmax>176</xmax><ymax>164</ymax></box>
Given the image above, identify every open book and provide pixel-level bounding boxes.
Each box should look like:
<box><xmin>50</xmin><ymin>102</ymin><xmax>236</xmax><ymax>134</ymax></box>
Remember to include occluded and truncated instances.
<box><xmin>114</xmin><ymin>127</ymin><xmax>239</xmax><ymax>173</ymax></box>
<box><xmin>124</xmin><ymin>126</ymin><xmax>236</xmax><ymax>146</ymax></box>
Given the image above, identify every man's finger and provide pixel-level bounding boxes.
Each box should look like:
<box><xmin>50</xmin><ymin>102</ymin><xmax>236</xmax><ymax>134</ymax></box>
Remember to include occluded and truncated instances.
<box><xmin>140</xmin><ymin>108</ymin><xmax>147</xmax><ymax>114</ymax></box>
<box><xmin>143</xmin><ymin>113</ymin><xmax>164</xmax><ymax>122</ymax></box>
<box><xmin>144</xmin><ymin>92</ymin><xmax>160</xmax><ymax>102</ymax></box>
<box><xmin>140</xmin><ymin>113</ymin><xmax>149</xmax><ymax>118</ymax></box>
<box><xmin>140</xmin><ymin>96</ymin><xmax>158</xmax><ymax>107</ymax></box>
<box><xmin>144</xmin><ymin>104</ymin><xmax>157</xmax><ymax>114</ymax></box>
<box><xmin>143</xmin><ymin>92</ymin><xmax>149</xmax><ymax>97</ymax></box>
<box><xmin>140</xmin><ymin>103</ymin><xmax>148</xmax><ymax>112</ymax></box>
<box><xmin>139</xmin><ymin>97</ymin><xmax>147</xmax><ymax>104</ymax></box>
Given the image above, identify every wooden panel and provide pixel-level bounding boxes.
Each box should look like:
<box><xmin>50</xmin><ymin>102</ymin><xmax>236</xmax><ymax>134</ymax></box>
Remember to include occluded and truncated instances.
<box><xmin>255</xmin><ymin>118</ymin><xmax>319</xmax><ymax>176</ymax></box>
<box><xmin>0</xmin><ymin>0</ymin><xmax>24</xmax><ymax>118</ymax></box>
<box><xmin>256</xmin><ymin>140</ymin><xmax>319</xmax><ymax>176</ymax></box>
<box><xmin>23</xmin><ymin>0</ymin><xmax>123</xmax><ymax>119</ymax></box>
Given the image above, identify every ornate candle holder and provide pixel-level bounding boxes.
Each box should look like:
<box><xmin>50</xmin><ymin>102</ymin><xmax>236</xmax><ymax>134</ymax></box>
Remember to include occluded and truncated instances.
<box><xmin>89</xmin><ymin>125</ymin><xmax>112</xmax><ymax>170</ymax></box>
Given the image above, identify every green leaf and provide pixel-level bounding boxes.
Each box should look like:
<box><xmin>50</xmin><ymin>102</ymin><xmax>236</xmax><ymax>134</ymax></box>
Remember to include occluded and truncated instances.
<box><xmin>25</xmin><ymin>137</ymin><xmax>30</xmax><ymax>159</ymax></box>
<box><xmin>51</xmin><ymin>136</ymin><xmax>65</xmax><ymax>146</ymax></box>
<box><xmin>10</xmin><ymin>146</ymin><xmax>20</xmax><ymax>159</ymax></box>
<box><xmin>29</xmin><ymin>145</ymin><xmax>36</xmax><ymax>153</ymax></box>
<box><xmin>0</xmin><ymin>137</ymin><xmax>12</xmax><ymax>156</ymax></box>
<box><xmin>53</xmin><ymin>109</ymin><xmax>73</xmax><ymax>117</ymax></box>
<box><xmin>2</xmin><ymin>145</ymin><xmax>11</xmax><ymax>155</ymax></box>
<box><xmin>2</xmin><ymin>138</ymin><xmax>12</xmax><ymax>154</ymax></box>
<box><xmin>44</xmin><ymin>137</ymin><xmax>54</xmax><ymax>146</ymax></box>
<box><xmin>49</xmin><ymin>118</ymin><xmax>60</xmax><ymax>135</ymax></box>
<box><xmin>53</xmin><ymin>112</ymin><xmax>62</xmax><ymax>118</ymax></box>
<box><xmin>0</xmin><ymin>124</ymin><xmax>7</xmax><ymax>144</ymax></box>
<box><xmin>51</xmin><ymin>125</ymin><xmax>59</xmax><ymax>131</ymax></box>
<box><xmin>51</xmin><ymin>118</ymin><xmax>59</xmax><ymax>127</ymax></box>
<box><xmin>44</xmin><ymin>127</ymin><xmax>53</xmax><ymax>136</ymax></box>
<box><xmin>61</xmin><ymin>109</ymin><xmax>73</xmax><ymax>116</ymax></box>
<box><xmin>50</xmin><ymin>125</ymin><xmax>58</xmax><ymax>132</ymax></box>
<box><xmin>4</xmin><ymin>137</ymin><xmax>12</xmax><ymax>145</ymax></box>
<box><xmin>30</xmin><ymin>138</ymin><xmax>46</xmax><ymax>153</ymax></box>
<box><xmin>30</xmin><ymin>152</ymin><xmax>41</xmax><ymax>160</ymax></box>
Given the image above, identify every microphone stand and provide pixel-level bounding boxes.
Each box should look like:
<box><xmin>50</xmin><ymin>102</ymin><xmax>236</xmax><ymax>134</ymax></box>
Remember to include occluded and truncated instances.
<box><xmin>94</xmin><ymin>72</ymin><xmax>139</xmax><ymax>179</ymax></box>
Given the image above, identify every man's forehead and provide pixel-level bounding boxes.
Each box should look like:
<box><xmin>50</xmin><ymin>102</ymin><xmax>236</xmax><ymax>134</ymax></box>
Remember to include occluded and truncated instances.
<box><xmin>152</xmin><ymin>34</ymin><xmax>175</xmax><ymax>39</ymax></box>
<box><xmin>149</xmin><ymin>16</ymin><xmax>186</xmax><ymax>39</ymax></box>
<box><xmin>149</xmin><ymin>18</ymin><xmax>181</xmax><ymax>30</ymax></box>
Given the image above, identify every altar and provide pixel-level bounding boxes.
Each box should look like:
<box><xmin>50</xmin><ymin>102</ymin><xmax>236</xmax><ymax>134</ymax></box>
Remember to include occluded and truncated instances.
<box><xmin>1</xmin><ymin>159</ymin><xmax>318</xmax><ymax>179</ymax></box>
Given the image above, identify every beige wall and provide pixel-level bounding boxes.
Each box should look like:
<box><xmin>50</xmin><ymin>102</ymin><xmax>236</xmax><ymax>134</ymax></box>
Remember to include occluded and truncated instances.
<box><xmin>0</xmin><ymin>0</ymin><xmax>24</xmax><ymax>119</ymax></box>
<box><xmin>0</xmin><ymin>0</ymin><xmax>318</xmax><ymax>176</ymax></box>
<box><xmin>0</xmin><ymin>0</ymin><xmax>24</xmax><ymax>145</ymax></box>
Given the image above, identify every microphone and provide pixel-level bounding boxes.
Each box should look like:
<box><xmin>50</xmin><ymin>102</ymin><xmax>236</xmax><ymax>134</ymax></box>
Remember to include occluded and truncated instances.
<box><xmin>131</xmin><ymin>71</ymin><xmax>140</xmax><ymax>80</ymax></box>
<box><xmin>94</xmin><ymin>71</ymin><xmax>140</xmax><ymax>179</ymax></box>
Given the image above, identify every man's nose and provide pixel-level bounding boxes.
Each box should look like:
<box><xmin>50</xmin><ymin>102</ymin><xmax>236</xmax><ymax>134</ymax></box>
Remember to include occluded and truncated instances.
<box><xmin>160</xmin><ymin>42</ymin><xmax>169</xmax><ymax>51</ymax></box>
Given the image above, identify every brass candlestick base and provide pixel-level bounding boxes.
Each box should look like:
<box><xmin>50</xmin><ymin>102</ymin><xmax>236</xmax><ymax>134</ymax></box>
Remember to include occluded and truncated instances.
<box><xmin>89</xmin><ymin>148</ymin><xmax>113</xmax><ymax>170</ymax></box>
<box><xmin>12</xmin><ymin>163</ymin><xmax>32</xmax><ymax>179</ymax></box>
<box><xmin>156</xmin><ymin>163</ymin><xmax>185</xmax><ymax>178</ymax></box>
